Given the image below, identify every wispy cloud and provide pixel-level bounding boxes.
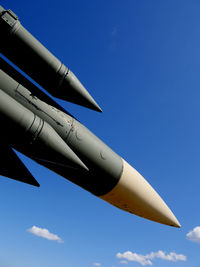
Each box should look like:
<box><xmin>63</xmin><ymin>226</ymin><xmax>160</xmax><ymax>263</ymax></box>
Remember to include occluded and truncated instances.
<box><xmin>116</xmin><ymin>250</ymin><xmax>186</xmax><ymax>266</ymax></box>
<box><xmin>93</xmin><ymin>263</ymin><xmax>101</xmax><ymax>267</ymax></box>
<box><xmin>111</xmin><ymin>27</ymin><xmax>118</xmax><ymax>37</ymax></box>
<box><xmin>27</xmin><ymin>225</ymin><xmax>63</xmax><ymax>243</ymax></box>
<box><xmin>187</xmin><ymin>226</ymin><xmax>200</xmax><ymax>243</ymax></box>
<box><xmin>120</xmin><ymin>260</ymin><xmax>128</xmax><ymax>264</ymax></box>
<box><xmin>117</xmin><ymin>251</ymin><xmax>152</xmax><ymax>266</ymax></box>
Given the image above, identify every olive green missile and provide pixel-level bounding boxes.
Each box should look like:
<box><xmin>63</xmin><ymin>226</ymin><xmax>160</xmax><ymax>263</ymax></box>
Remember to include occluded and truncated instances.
<box><xmin>0</xmin><ymin>5</ymin><xmax>180</xmax><ymax>228</ymax></box>
<box><xmin>0</xmin><ymin>89</ymin><xmax>88</xmax><ymax>171</ymax></box>
<box><xmin>0</xmin><ymin>6</ymin><xmax>102</xmax><ymax>112</ymax></box>
<box><xmin>0</xmin><ymin>63</ymin><xmax>180</xmax><ymax>227</ymax></box>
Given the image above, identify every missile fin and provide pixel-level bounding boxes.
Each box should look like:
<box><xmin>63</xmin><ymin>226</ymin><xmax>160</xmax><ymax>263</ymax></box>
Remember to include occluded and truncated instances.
<box><xmin>0</xmin><ymin>144</ymin><xmax>40</xmax><ymax>187</ymax></box>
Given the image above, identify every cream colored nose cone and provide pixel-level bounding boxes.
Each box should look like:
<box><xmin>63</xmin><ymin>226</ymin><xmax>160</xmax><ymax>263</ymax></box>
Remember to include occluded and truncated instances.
<box><xmin>101</xmin><ymin>159</ymin><xmax>180</xmax><ymax>227</ymax></box>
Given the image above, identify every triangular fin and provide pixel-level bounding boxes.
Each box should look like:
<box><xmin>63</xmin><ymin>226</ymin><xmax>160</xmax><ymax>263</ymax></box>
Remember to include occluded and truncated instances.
<box><xmin>0</xmin><ymin>145</ymin><xmax>39</xmax><ymax>187</ymax></box>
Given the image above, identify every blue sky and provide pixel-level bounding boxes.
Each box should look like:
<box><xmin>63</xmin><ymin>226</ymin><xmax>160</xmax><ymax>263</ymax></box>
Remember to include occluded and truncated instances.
<box><xmin>1</xmin><ymin>0</ymin><xmax>200</xmax><ymax>266</ymax></box>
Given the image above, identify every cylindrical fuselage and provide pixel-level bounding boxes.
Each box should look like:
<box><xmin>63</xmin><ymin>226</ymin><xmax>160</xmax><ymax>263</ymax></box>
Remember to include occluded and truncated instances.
<box><xmin>0</xmin><ymin>5</ymin><xmax>181</xmax><ymax>227</ymax></box>
<box><xmin>0</xmin><ymin>68</ymin><xmax>123</xmax><ymax>196</ymax></box>
<box><xmin>0</xmin><ymin>6</ymin><xmax>101</xmax><ymax>111</ymax></box>
<box><xmin>0</xmin><ymin>61</ymin><xmax>181</xmax><ymax>228</ymax></box>
<box><xmin>0</xmin><ymin>87</ymin><xmax>88</xmax><ymax>170</ymax></box>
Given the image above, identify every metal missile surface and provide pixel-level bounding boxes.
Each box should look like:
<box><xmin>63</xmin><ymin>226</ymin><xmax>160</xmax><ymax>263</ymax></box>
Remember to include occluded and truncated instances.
<box><xmin>0</xmin><ymin>89</ymin><xmax>88</xmax><ymax>171</ymax></box>
<box><xmin>0</xmin><ymin>5</ymin><xmax>180</xmax><ymax>228</ymax></box>
<box><xmin>0</xmin><ymin>6</ymin><xmax>101</xmax><ymax>112</ymax></box>
<box><xmin>101</xmin><ymin>159</ymin><xmax>180</xmax><ymax>227</ymax></box>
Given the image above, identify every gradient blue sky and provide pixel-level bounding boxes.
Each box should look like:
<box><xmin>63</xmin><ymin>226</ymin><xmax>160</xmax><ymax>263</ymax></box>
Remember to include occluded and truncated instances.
<box><xmin>0</xmin><ymin>1</ymin><xmax>200</xmax><ymax>266</ymax></box>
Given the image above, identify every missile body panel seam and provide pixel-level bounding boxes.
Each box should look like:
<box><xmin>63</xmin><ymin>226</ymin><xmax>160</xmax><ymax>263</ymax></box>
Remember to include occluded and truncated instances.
<box><xmin>0</xmin><ymin>67</ymin><xmax>123</xmax><ymax>196</ymax></box>
<box><xmin>0</xmin><ymin>5</ymin><xmax>181</xmax><ymax>227</ymax></box>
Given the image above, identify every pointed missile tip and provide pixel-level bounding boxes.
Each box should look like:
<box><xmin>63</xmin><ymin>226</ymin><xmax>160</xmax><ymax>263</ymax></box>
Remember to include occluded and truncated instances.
<box><xmin>90</xmin><ymin>102</ymin><xmax>103</xmax><ymax>113</ymax></box>
<box><xmin>100</xmin><ymin>159</ymin><xmax>181</xmax><ymax>228</ymax></box>
<box><xmin>66</xmin><ymin>146</ymin><xmax>89</xmax><ymax>171</ymax></box>
<box><xmin>63</xmin><ymin>151</ymin><xmax>89</xmax><ymax>172</ymax></box>
<box><xmin>75</xmin><ymin>94</ymin><xmax>102</xmax><ymax>112</ymax></box>
<box><xmin>62</xmin><ymin>70</ymin><xmax>103</xmax><ymax>112</ymax></box>
<box><xmin>169</xmin><ymin>219</ymin><xmax>181</xmax><ymax>228</ymax></box>
<box><xmin>65</xmin><ymin>146</ymin><xmax>89</xmax><ymax>171</ymax></box>
<box><xmin>79</xmin><ymin>161</ymin><xmax>89</xmax><ymax>172</ymax></box>
<box><xmin>81</xmin><ymin>93</ymin><xmax>103</xmax><ymax>113</ymax></box>
<box><xmin>171</xmin><ymin>223</ymin><xmax>181</xmax><ymax>228</ymax></box>
<box><xmin>154</xmin><ymin>202</ymin><xmax>181</xmax><ymax>228</ymax></box>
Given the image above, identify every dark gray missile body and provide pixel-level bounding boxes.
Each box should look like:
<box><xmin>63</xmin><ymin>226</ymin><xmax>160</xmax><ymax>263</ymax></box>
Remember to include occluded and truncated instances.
<box><xmin>0</xmin><ymin>61</ymin><xmax>180</xmax><ymax>227</ymax></box>
<box><xmin>0</xmin><ymin>89</ymin><xmax>88</xmax><ymax>172</ymax></box>
<box><xmin>0</xmin><ymin>6</ymin><xmax>101</xmax><ymax>112</ymax></box>
<box><xmin>0</xmin><ymin>5</ymin><xmax>181</xmax><ymax>227</ymax></box>
<box><xmin>0</xmin><ymin>66</ymin><xmax>123</xmax><ymax>195</ymax></box>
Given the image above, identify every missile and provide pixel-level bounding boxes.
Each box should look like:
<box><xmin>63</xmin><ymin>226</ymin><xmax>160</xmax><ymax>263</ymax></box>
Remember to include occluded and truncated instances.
<box><xmin>101</xmin><ymin>159</ymin><xmax>180</xmax><ymax>227</ymax></box>
<box><xmin>0</xmin><ymin>61</ymin><xmax>180</xmax><ymax>228</ymax></box>
<box><xmin>0</xmin><ymin>89</ymin><xmax>88</xmax><ymax>171</ymax></box>
<box><xmin>0</xmin><ymin>6</ymin><xmax>102</xmax><ymax>112</ymax></box>
<box><xmin>0</xmin><ymin>5</ymin><xmax>180</xmax><ymax>227</ymax></box>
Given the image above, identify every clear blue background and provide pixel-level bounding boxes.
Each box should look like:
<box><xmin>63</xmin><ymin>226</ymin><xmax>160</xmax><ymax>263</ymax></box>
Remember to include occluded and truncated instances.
<box><xmin>0</xmin><ymin>0</ymin><xmax>199</xmax><ymax>266</ymax></box>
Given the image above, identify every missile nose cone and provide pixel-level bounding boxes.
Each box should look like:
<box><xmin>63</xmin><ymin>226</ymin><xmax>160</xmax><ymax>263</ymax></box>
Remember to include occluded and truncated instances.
<box><xmin>101</xmin><ymin>159</ymin><xmax>180</xmax><ymax>227</ymax></box>
<box><xmin>61</xmin><ymin>70</ymin><xmax>102</xmax><ymax>112</ymax></box>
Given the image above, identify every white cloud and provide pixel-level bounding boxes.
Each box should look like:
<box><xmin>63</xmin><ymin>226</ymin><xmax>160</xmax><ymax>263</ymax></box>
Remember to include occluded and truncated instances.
<box><xmin>120</xmin><ymin>260</ymin><xmax>128</xmax><ymax>264</ymax></box>
<box><xmin>147</xmin><ymin>251</ymin><xmax>186</xmax><ymax>262</ymax></box>
<box><xmin>27</xmin><ymin>225</ymin><xmax>63</xmax><ymax>243</ymax></box>
<box><xmin>93</xmin><ymin>263</ymin><xmax>101</xmax><ymax>267</ymax></box>
<box><xmin>187</xmin><ymin>226</ymin><xmax>200</xmax><ymax>243</ymax></box>
<box><xmin>117</xmin><ymin>252</ymin><xmax>152</xmax><ymax>266</ymax></box>
<box><xmin>117</xmin><ymin>250</ymin><xmax>186</xmax><ymax>266</ymax></box>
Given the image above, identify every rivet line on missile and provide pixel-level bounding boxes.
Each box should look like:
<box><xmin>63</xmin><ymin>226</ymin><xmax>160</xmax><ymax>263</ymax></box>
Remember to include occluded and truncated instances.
<box><xmin>0</xmin><ymin>65</ymin><xmax>180</xmax><ymax>226</ymax></box>
<box><xmin>0</xmin><ymin>5</ymin><xmax>180</xmax><ymax>227</ymax></box>
<box><xmin>0</xmin><ymin>89</ymin><xmax>88</xmax><ymax>172</ymax></box>
<box><xmin>15</xmin><ymin>88</ymin><xmax>64</xmax><ymax>127</ymax></box>
<box><xmin>0</xmin><ymin>69</ymin><xmax>65</xmax><ymax>128</ymax></box>
<box><xmin>0</xmin><ymin>68</ymin><xmax>124</xmax><ymax>196</ymax></box>
<box><xmin>0</xmin><ymin>56</ymin><xmax>71</xmax><ymax>115</ymax></box>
